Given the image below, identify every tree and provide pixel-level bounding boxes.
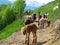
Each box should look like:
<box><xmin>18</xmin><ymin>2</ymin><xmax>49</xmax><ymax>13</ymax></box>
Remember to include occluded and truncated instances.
<box><xmin>14</xmin><ymin>0</ymin><xmax>26</xmax><ymax>19</ymax></box>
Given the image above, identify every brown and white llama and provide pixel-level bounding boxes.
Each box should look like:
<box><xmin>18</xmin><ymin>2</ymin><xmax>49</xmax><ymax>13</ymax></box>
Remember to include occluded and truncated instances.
<box><xmin>38</xmin><ymin>14</ymin><xmax>51</xmax><ymax>29</ymax></box>
<box><xmin>21</xmin><ymin>23</ymin><xmax>38</xmax><ymax>45</ymax></box>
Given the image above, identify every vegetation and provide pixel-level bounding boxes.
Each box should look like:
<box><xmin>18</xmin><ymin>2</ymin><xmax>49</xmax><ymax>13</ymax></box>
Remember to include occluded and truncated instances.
<box><xmin>0</xmin><ymin>0</ymin><xmax>25</xmax><ymax>30</ymax></box>
<box><xmin>33</xmin><ymin>0</ymin><xmax>60</xmax><ymax>20</ymax></box>
<box><xmin>0</xmin><ymin>0</ymin><xmax>25</xmax><ymax>40</ymax></box>
<box><xmin>0</xmin><ymin>4</ymin><xmax>10</xmax><ymax>12</ymax></box>
<box><xmin>0</xmin><ymin>18</ymin><xmax>25</xmax><ymax>40</ymax></box>
<box><xmin>14</xmin><ymin>0</ymin><xmax>25</xmax><ymax>19</ymax></box>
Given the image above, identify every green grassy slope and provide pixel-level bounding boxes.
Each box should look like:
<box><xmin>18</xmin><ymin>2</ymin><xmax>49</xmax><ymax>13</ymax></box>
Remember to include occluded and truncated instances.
<box><xmin>0</xmin><ymin>18</ymin><xmax>25</xmax><ymax>40</ymax></box>
<box><xmin>33</xmin><ymin>0</ymin><xmax>60</xmax><ymax>20</ymax></box>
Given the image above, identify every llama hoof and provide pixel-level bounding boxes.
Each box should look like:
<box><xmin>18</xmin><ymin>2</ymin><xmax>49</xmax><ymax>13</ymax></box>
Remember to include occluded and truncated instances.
<box><xmin>25</xmin><ymin>40</ymin><xmax>28</xmax><ymax>44</ymax></box>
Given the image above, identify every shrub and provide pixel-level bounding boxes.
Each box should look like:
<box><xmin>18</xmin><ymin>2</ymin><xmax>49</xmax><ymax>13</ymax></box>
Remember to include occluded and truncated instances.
<box><xmin>4</xmin><ymin>6</ymin><xmax>16</xmax><ymax>25</ymax></box>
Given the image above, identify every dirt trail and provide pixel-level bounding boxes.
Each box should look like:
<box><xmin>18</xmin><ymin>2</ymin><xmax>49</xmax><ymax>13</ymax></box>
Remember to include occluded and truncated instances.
<box><xmin>0</xmin><ymin>19</ymin><xmax>60</xmax><ymax>45</ymax></box>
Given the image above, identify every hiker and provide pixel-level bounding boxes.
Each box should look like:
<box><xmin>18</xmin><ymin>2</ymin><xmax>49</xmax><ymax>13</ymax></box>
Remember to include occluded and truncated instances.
<box><xmin>32</xmin><ymin>14</ymin><xmax>36</xmax><ymax>21</ymax></box>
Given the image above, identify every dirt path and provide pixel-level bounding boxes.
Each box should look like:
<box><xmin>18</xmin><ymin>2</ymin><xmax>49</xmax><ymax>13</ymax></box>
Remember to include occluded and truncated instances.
<box><xmin>0</xmin><ymin>27</ymin><xmax>51</xmax><ymax>45</ymax></box>
<box><xmin>0</xmin><ymin>20</ymin><xmax>60</xmax><ymax>45</ymax></box>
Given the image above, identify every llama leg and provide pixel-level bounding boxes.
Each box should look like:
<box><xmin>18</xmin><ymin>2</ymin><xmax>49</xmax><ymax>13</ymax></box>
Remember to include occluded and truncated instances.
<box><xmin>25</xmin><ymin>33</ymin><xmax>28</xmax><ymax>44</ymax></box>
<box><xmin>34</xmin><ymin>33</ymin><xmax>37</xmax><ymax>43</ymax></box>
<box><xmin>42</xmin><ymin>23</ymin><xmax>44</xmax><ymax>29</ymax></box>
<box><xmin>48</xmin><ymin>21</ymin><xmax>50</xmax><ymax>26</ymax></box>
<box><xmin>47</xmin><ymin>21</ymin><xmax>50</xmax><ymax>27</ymax></box>
<box><xmin>25</xmin><ymin>33</ymin><xmax>30</xmax><ymax>45</ymax></box>
<box><xmin>32</xmin><ymin>32</ymin><xmax>37</xmax><ymax>45</ymax></box>
<box><xmin>28</xmin><ymin>33</ymin><xmax>30</xmax><ymax>45</ymax></box>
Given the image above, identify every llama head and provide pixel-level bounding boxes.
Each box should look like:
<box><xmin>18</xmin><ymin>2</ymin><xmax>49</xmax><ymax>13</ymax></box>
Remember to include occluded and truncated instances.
<box><xmin>21</xmin><ymin>27</ymin><xmax>26</xmax><ymax>35</ymax></box>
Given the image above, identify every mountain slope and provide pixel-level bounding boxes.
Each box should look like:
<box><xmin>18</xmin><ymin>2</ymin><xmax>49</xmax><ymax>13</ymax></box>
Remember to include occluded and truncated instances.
<box><xmin>0</xmin><ymin>19</ymin><xmax>24</xmax><ymax>40</ymax></box>
<box><xmin>33</xmin><ymin>0</ymin><xmax>60</xmax><ymax>20</ymax></box>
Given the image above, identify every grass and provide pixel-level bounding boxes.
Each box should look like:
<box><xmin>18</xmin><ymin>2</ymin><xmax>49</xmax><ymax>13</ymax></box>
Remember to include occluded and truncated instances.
<box><xmin>0</xmin><ymin>18</ymin><xmax>25</xmax><ymax>40</ymax></box>
<box><xmin>33</xmin><ymin>0</ymin><xmax>60</xmax><ymax>20</ymax></box>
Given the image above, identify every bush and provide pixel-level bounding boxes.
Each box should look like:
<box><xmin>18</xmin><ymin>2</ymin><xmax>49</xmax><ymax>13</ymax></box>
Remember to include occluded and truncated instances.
<box><xmin>0</xmin><ymin>6</ymin><xmax>16</xmax><ymax>30</ymax></box>
<box><xmin>4</xmin><ymin>6</ymin><xmax>16</xmax><ymax>25</ymax></box>
<box><xmin>0</xmin><ymin>0</ymin><xmax>26</xmax><ymax>30</ymax></box>
<box><xmin>0</xmin><ymin>12</ymin><xmax>5</xmax><ymax>30</ymax></box>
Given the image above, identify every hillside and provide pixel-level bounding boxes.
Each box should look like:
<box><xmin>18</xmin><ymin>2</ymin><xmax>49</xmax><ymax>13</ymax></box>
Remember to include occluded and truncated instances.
<box><xmin>33</xmin><ymin>0</ymin><xmax>60</xmax><ymax>20</ymax></box>
<box><xmin>0</xmin><ymin>0</ymin><xmax>25</xmax><ymax>40</ymax></box>
<box><xmin>0</xmin><ymin>19</ymin><xmax>24</xmax><ymax>40</ymax></box>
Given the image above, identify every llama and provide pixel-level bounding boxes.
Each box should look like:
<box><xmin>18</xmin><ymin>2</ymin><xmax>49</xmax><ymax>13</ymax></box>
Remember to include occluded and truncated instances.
<box><xmin>24</xmin><ymin>15</ymin><xmax>32</xmax><ymax>19</ymax></box>
<box><xmin>38</xmin><ymin>12</ymin><xmax>42</xmax><ymax>26</ymax></box>
<box><xmin>21</xmin><ymin>23</ymin><xmax>38</xmax><ymax>45</ymax></box>
<box><xmin>38</xmin><ymin>12</ymin><xmax>42</xmax><ymax>21</ymax></box>
<box><xmin>44</xmin><ymin>13</ymin><xmax>51</xmax><ymax>27</ymax></box>
<box><xmin>38</xmin><ymin>17</ymin><xmax>45</xmax><ymax>29</ymax></box>
<box><xmin>38</xmin><ymin>14</ymin><xmax>51</xmax><ymax>29</ymax></box>
<box><xmin>24</xmin><ymin>14</ymin><xmax>37</xmax><ymax>25</ymax></box>
<box><xmin>44</xmin><ymin>13</ymin><xmax>49</xmax><ymax>19</ymax></box>
<box><xmin>47</xmin><ymin>20</ymin><xmax>51</xmax><ymax>27</ymax></box>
